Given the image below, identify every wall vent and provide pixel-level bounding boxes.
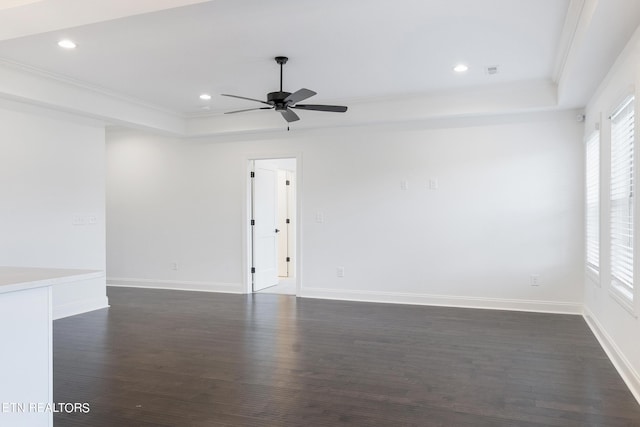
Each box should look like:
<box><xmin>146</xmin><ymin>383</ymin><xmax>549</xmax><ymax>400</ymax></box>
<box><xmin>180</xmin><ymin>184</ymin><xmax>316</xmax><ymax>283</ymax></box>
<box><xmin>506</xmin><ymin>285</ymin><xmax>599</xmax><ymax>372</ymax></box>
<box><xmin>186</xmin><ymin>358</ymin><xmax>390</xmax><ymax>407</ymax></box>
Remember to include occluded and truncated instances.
<box><xmin>485</xmin><ymin>65</ymin><xmax>499</xmax><ymax>75</ymax></box>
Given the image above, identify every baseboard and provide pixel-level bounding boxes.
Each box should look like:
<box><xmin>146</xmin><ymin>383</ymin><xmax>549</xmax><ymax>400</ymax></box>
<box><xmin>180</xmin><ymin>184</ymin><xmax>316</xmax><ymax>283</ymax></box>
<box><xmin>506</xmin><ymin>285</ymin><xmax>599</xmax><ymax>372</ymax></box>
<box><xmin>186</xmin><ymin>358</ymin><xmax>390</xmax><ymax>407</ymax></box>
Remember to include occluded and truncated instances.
<box><xmin>107</xmin><ymin>277</ymin><xmax>243</xmax><ymax>294</ymax></box>
<box><xmin>583</xmin><ymin>308</ymin><xmax>640</xmax><ymax>405</ymax></box>
<box><xmin>53</xmin><ymin>296</ymin><xmax>110</xmax><ymax>320</ymax></box>
<box><xmin>300</xmin><ymin>287</ymin><xmax>582</xmax><ymax>314</ymax></box>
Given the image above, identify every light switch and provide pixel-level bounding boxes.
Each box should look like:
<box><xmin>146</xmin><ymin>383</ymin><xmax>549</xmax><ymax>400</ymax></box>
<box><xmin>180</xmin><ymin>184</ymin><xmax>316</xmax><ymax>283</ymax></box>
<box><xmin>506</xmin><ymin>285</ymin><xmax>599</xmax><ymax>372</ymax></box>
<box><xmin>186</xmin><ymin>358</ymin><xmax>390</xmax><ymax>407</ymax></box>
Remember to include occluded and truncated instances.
<box><xmin>400</xmin><ymin>180</ymin><xmax>409</xmax><ymax>190</ymax></box>
<box><xmin>315</xmin><ymin>212</ymin><xmax>325</xmax><ymax>223</ymax></box>
<box><xmin>429</xmin><ymin>178</ymin><xmax>439</xmax><ymax>190</ymax></box>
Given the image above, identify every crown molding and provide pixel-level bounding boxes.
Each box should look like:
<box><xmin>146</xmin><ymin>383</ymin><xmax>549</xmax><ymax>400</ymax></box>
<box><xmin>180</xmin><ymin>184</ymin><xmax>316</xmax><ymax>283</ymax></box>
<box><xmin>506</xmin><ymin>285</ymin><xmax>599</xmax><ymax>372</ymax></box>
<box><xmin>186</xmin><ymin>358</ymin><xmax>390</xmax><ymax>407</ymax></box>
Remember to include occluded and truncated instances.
<box><xmin>0</xmin><ymin>57</ymin><xmax>181</xmax><ymax>117</ymax></box>
<box><xmin>0</xmin><ymin>57</ymin><xmax>186</xmax><ymax>134</ymax></box>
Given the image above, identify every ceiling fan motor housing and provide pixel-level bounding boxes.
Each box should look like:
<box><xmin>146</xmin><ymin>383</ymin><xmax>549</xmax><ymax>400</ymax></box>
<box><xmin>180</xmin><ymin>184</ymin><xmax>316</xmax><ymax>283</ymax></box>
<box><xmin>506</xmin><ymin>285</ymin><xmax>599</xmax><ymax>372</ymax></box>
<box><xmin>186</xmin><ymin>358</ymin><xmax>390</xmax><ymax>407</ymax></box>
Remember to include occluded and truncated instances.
<box><xmin>267</xmin><ymin>91</ymin><xmax>291</xmax><ymax>110</ymax></box>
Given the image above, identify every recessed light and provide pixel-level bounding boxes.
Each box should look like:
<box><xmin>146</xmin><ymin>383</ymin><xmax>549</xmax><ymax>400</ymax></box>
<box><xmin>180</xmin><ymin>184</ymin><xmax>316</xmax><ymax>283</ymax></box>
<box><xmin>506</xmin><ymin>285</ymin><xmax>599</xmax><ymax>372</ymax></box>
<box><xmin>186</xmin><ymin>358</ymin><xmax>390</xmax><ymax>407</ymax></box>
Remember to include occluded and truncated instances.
<box><xmin>57</xmin><ymin>39</ymin><xmax>76</xmax><ymax>49</ymax></box>
<box><xmin>199</xmin><ymin>94</ymin><xmax>212</xmax><ymax>100</ymax></box>
<box><xmin>453</xmin><ymin>64</ymin><xmax>468</xmax><ymax>73</ymax></box>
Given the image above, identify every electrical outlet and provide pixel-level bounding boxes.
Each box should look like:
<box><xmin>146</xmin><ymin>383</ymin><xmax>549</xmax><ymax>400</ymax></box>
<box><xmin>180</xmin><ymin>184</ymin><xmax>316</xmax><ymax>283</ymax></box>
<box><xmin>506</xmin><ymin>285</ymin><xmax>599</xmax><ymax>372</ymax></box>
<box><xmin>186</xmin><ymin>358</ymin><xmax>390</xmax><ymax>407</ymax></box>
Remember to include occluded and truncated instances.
<box><xmin>429</xmin><ymin>178</ymin><xmax>439</xmax><ymax>190</ymax></box>
<box><xmin>530</xmin><ymin>274</ymin><xmax>540</xmax><ymax>286</ymax></box>
<box><xmin>171</xmin><ymin>262</ymin><xmax>178</xmax><ymax>271</ymax></box>
<box><xmin>400</xmin><ymin>180</ymin><xmax>409</xmax><ymax>190</ymax></box>
<box><xmin>337</xmin><ymin>266</ymin><xmax>345</xmax><ymax>278</ymax></box>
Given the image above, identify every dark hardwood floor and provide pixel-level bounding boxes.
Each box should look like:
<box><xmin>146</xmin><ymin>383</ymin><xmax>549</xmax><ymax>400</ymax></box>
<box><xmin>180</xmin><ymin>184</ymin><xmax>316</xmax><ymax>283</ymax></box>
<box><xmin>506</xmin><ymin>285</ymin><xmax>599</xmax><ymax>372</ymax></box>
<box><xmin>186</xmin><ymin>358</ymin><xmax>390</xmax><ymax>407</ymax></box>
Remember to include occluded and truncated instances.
<box><xmin>53</xmin><ymin>287</ymin><xmax>640</xmax><ymax>426</ymax></box>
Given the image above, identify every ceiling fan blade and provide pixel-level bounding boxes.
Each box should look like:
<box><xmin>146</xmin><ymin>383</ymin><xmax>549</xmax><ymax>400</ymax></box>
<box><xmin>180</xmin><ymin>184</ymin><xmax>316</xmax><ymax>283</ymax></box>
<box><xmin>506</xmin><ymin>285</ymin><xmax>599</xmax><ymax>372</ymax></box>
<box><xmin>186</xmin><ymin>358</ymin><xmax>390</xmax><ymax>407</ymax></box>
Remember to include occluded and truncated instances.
<box><xmin>221</xmin><ymin>94</ymin><xmax>271</xmax><ymax>105</ymax></box>
<box><xmin>280</xmin><ymin>108</ymin><xmax>300</xmax><ymax>123</ymax></box>
<box><xmin>224</xmin><ymin>107</ymin><xmax>273</xmax><ymax>114</ymax></box>
<box><xmin>284</xmin><ymin>88</ymin><xmax>317</xmax><ymax>104</ymax></box>
<box><xmin>292</xmin><ymin>104</ymin><xmax>348</xmax><ymax>113</ymax></box>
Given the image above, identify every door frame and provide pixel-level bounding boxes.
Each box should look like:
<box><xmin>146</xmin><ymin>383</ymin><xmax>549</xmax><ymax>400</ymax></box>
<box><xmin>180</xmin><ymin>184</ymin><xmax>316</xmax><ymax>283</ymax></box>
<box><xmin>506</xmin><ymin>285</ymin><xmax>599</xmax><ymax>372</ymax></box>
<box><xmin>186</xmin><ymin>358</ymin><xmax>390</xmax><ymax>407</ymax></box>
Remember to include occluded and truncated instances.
<box><xmin>243</xmin><ymin>153</ymin><xmax>302</xmax><ymax>296</ymax></box>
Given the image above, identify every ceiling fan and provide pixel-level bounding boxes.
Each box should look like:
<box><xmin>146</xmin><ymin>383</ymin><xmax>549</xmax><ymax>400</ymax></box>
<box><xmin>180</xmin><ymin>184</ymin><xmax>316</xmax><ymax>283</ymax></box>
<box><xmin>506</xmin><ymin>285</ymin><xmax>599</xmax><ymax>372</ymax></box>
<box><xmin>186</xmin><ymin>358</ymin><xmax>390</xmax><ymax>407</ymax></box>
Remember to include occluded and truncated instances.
<box><xmin>221</xmin><ymin>56</ymin><xmax>348</xmax><ymax>123</ymax></box>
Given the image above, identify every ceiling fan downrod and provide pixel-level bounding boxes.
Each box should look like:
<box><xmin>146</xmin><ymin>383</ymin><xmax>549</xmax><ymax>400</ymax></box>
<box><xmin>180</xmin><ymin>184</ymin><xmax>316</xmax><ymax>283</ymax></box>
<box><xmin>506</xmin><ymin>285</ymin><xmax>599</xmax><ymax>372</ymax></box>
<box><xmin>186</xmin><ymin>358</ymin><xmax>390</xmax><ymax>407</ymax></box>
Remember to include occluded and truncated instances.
<box><xmin>275</xmin><ymin>56</ymin><xmax>288</xmax><ymax>92</ymax></box>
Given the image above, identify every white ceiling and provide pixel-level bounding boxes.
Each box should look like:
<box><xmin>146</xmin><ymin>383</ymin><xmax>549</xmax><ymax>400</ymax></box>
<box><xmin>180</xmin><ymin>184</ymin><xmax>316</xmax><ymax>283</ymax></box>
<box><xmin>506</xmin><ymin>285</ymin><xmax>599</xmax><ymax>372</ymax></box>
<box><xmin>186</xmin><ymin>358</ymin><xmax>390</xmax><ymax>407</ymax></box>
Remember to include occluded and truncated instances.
<box><xmin>0</xmin><ymin>0</ymin><xmax>637</xmax><ymax>132</ymax></box>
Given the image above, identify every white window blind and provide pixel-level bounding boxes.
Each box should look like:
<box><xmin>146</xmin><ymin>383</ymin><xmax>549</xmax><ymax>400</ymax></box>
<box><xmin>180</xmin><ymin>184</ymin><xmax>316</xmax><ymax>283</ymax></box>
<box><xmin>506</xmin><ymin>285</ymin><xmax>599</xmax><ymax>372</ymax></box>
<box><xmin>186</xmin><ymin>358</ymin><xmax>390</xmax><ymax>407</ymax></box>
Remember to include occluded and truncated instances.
<box><xmin>610</xmin><ymin>95</ymin><xmax>635</xmax><ymax>299</ymax></box>
<box><xmin>586</xmin><ymin>131</ymin><xmax>599</xmax><ymax>272</ymax></box>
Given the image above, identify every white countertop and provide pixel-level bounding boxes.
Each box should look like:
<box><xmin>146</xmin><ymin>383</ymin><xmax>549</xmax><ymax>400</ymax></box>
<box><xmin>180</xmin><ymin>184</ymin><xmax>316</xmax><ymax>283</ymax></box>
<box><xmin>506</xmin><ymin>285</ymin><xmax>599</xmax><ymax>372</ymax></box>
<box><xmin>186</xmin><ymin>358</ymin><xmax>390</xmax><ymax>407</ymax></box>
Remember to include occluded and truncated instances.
<box><xmin>0</xmin><ymin>266</ymin><xmax>103</xmax><ymax>294</ymax></box>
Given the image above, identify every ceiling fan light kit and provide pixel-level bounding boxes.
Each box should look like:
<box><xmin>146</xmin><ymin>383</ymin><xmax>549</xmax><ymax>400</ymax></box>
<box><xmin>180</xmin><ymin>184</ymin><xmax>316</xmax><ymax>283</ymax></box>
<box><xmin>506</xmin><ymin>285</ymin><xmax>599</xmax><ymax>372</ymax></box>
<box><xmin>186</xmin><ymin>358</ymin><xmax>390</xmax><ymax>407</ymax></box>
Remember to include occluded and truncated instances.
<box><xmin>221</xmin><ymin>56</ymin><xmax>348</xmax><ymax>124</ymax></box>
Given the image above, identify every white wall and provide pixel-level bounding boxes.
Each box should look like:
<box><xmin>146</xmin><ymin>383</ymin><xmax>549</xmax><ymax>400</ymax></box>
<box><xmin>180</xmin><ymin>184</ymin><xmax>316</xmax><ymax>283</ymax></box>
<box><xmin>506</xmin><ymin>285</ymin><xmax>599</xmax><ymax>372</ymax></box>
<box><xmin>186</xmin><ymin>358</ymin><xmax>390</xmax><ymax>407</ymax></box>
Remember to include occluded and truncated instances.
<box><xmin>583</xmin><ymin>27</ymin><xmax>640</xmax><ymax>402</ymax></box>
<box><xmin>107</xmin><ymin>110</ymin><xmax>584</xmax><ymax>313</ymax></box>
<box><xmin>0</xmin><ymin>104</ymin><xmax>108</xmax><ymax>319</ymax></box>
<box><xmin>106</xmin><ymin>131</ymin><xmax>245</xmax><ymax>292</ymax></box>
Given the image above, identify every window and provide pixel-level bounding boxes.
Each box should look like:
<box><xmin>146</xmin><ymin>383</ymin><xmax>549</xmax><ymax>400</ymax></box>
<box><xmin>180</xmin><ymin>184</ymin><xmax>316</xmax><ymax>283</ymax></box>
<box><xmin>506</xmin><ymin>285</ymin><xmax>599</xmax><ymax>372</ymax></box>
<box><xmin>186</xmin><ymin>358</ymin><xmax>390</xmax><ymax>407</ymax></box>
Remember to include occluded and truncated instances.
<box><xmin>610</xmin><ymin>95</ymin><xmax>635</xmax><ymax>302</ymax></box>
<box><xmin>586</xmin><ymin>131</ymin><xmax>599</xmax><ymax>274</ymax></box>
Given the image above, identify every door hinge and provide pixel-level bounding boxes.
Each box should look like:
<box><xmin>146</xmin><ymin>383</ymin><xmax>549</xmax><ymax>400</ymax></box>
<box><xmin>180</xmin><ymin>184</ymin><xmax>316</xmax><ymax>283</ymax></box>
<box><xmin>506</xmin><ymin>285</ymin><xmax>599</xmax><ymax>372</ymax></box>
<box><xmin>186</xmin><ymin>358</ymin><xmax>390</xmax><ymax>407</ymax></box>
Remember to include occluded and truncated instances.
<box><xmin>286</xmin><ymin>180</ymin><xmax>290</xmax><ymax>185</ymax></box>
<box><xmin>251</xmin><ymin>267</ymin><xmax>255</xmax><ymax>274</ymax></box>
<box><xmin>286</xmin><ymin>218</ymin><xmax>290</xmax><ymax>224</ymax></box>
<box><xmin>250</xmin><ymin>171</ymin><xmax>255</xmax><ymax>178</ymax></box>
<box><xmin>286</xmin><ymin>257</ymin><xmax>290</xmax><ymax>262</ymax></box>
<box><xmin>250</xmin><ymin>219</ymin><xmax>255</xmax><ymax>226</ymax></box>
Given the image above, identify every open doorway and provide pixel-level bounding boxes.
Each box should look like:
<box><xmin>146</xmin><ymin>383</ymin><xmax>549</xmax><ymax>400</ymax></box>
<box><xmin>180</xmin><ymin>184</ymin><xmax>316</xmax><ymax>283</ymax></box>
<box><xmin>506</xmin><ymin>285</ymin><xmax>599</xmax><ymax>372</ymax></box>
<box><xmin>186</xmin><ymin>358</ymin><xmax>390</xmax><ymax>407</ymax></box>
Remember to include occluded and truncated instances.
<box><xmin>248</xmin><ymin>158</ymin><xmax>297</xmax><ymax>295</ymax></box>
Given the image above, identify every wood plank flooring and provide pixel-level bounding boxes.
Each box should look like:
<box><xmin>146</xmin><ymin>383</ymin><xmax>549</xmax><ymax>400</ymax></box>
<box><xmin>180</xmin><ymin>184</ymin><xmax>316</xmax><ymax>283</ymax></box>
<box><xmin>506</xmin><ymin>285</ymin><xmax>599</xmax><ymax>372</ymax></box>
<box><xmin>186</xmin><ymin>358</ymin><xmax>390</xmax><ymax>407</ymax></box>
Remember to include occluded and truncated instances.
<box><xmin>53</xmin><ymin>287</ymin><xmax>640</xmax><ymax>426</ymax></box>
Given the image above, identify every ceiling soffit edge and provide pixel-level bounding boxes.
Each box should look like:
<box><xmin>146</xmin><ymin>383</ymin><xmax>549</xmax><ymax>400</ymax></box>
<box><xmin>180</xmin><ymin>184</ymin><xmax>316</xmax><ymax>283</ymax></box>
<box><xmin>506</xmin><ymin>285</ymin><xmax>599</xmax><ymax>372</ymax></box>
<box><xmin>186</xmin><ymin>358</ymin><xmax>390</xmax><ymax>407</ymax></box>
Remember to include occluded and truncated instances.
<box><xmin>0</xmin><ymin>0</ymin><xmax>213</xmax><ymax>42</ymax></box>
<box><xmin>553</xmin><ymin>0</ymin><xmax>588</xmax><ymax>83</ymax></box>
<box><xmin>179</xmin><ymin>108</ymin><xmax>585</xmax><ymax>142</ymax></box>
<box><xmin>553</xmin><ymin>0</ymin><xmax>599</xmax><ymax>102</ymax></box>
<box><xmin>585</xmin><ymin>23</ymin><xmax>640</xmax><ymax>113</ymax></box>
<box><xmin>0</xmin><ymin>57</ymin><xmax>183</xmax><ymax>117</ymax></box>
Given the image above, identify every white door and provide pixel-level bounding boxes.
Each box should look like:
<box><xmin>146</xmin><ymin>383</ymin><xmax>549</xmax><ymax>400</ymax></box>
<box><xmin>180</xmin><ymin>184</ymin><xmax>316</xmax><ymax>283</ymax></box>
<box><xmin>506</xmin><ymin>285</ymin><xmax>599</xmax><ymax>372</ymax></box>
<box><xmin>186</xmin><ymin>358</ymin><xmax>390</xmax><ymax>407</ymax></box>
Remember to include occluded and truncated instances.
<box><xmin>252</xmin><ymin>161</ymin><xmax>279</xmax><ymax>291</ymax></box>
